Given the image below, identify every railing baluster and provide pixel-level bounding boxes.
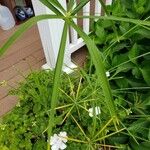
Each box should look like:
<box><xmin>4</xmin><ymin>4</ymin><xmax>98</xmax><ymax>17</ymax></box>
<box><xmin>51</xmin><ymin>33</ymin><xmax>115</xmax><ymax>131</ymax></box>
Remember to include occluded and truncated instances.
<box><xmin>105</xmin><ymin>0</ymin><xmax>112</xmax><ymax>5</ymax></box>
<box><xmin>83</xmin><ymin>1</ymin><xmax>90</xmax><ymax>33</ymax></box>
<box><xmin>95</xmin><ymin>0</ymin><xmax>102</xmax><ymax>19</ymax></box>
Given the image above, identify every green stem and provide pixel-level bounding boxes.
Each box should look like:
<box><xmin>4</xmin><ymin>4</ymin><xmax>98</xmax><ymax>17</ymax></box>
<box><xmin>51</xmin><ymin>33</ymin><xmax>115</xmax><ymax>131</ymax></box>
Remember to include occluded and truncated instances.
<box><xmin>67</xmin><ymin>19</ymin><xmax>118</xmax><ymax>124</ymax></box>
<box><xmin>47</xmin><ymin>22</ymin><xmax>68</xmax><ymax>150</ymax></box>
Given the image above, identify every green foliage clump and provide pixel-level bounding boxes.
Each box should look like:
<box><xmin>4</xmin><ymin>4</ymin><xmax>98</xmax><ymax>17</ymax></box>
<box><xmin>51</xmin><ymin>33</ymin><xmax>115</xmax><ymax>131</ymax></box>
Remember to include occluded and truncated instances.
<box><xmin>89</xmin><ymin>0</ymin><xmax>150</xmax><ymax>149</ymax></box>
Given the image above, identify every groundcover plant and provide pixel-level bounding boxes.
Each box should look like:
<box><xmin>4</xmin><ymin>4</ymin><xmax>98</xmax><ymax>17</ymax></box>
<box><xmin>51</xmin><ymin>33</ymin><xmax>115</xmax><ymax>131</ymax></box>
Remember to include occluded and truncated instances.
<box><xmin>0</xmin><ymin>0</ymin><xmax>150</xmax><ymax>150</ymax></box>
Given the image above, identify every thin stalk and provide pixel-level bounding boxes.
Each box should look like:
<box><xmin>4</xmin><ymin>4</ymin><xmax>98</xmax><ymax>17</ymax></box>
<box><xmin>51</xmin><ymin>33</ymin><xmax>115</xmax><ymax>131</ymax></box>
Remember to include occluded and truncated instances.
<box><xmin>71</xmin><ymin>0</ymin><xmax>90</xmax><ymax>15</ymax></box>
<box><xmin>46</xmin><ymin>0</ymin><xmax>66</xmax><ymax>14</ymax></box>
<box><xmin>67</xmin><ymin>19</ymin><xmax>118</xmax><ymax>125</ymax></box>
<box><xmin>47</xmin><ymin>22</ymin><xmax>68</xmax><ymax>150</ymax></box>
<box><xmin>72</xmin><ymin>15</ymin><xmax>150</xmax><ymax>26</ymax></box>
<box><xmin>40</xmin><ymin>0</ymin><xmax>63</xmax><ymax>16</ymax></box>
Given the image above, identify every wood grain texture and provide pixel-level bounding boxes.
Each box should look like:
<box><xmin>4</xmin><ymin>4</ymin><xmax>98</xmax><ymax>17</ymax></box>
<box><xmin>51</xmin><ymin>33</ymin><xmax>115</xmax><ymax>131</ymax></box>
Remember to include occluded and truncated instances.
<box><xmin>0</xmin><ymin>25</ymin><xmax>46</xmax><ymax>116</ymax></box>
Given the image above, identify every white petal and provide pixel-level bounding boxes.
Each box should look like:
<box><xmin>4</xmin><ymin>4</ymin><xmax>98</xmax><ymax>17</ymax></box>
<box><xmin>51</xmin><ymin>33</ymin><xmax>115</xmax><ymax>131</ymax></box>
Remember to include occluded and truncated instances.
<box><xmin>59</xmin><ymin>142</ymin><xmax>67</xmax><ymax>150</ymax></box>
<box><xmin>50</xmin><ymin>134</ymin><xmax>59</xmax><ymax>145</ymax></box>
<box><xmin>89</xmin><ymin>112</ymin><xmax>93</xmax><ymax>117</ymax></box>
<box><xmin>51</xmin><ymin>144</ymin><xmax>60</xmax><ymax>150</ymax></box>
<box><xmin>106</xmin><ymin>71</ymin><xmax>110</xmax><ymax>77</ymax></box>
<box><xmin>59</xmin><ymin>132</ymin><xmax>68</xmax><ymax>143</ymax></box>
<box><xmin>88</xmin><ymin>106</ymin><xmax>101</xmax><ymax>117</ymax></box>
<box><xmin>95</xmin><ymin>106</ymin><xmax>101</xmax><ymax>115</ymax></box>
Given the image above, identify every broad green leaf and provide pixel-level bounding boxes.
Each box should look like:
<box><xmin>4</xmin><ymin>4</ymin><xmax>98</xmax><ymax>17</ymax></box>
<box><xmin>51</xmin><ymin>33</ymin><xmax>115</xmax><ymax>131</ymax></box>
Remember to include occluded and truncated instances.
<box><xmin>95</xmin><ymin>25</ymin><xmax>106</xmax><ymax>44</ymax></box>
<box><xmin>140</xmin><ymin>65</ymin><xmax>150</xmax><ymax>86</ymax></box>
<box><xmin>101</xmin><ymin>20</ymin><xmax>113</xmax><ymax>28</ymax></box>
<box><xmin>127</xmin><ymin>78</ymin><xmax>147</xmax><ymax>87</ymax></box>
<box><xmin>129</xmin><ymin>43</ymin><xmax>139</xmax><ymax>64</ymax></box>
<box><xmin>112</xmin><ymin>53</ymin><xmax>129</xmax><ymax>67</ymax></box>
<box><xmin>132</xmin><ymin>67</ymin><xmax>142</xmax><ymax>78</ymax></box>
<box><xmin>148</xmin><ymin>129</ymin><xmax>150</xmax><ymax>140</ymax></box>
<box><xmin>115</xmin><ymin>62</ymin><xmax>134</xmax><ymax>74</ymax></box>
<box><xmin>133</xmin><ymin>28</ymin><xmax>150</xmax><ymax>39</ymax></box>
<box><xmin>115</xmin><ymin>78</ymin><xmax>129</xmax><ymax>88</ymax></box>
<box><xmin>130</xmin><ymin>140</ymin><xmax>150</xmax><ymax>150</ymax></box>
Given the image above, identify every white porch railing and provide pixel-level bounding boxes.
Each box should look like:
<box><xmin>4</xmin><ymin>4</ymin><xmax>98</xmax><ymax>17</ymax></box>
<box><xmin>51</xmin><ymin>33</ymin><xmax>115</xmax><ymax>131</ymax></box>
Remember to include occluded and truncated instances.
<box><xmin>31</xmin><ymin>0</ymin><xmax>112</xmax><ymax>73</ymax></box>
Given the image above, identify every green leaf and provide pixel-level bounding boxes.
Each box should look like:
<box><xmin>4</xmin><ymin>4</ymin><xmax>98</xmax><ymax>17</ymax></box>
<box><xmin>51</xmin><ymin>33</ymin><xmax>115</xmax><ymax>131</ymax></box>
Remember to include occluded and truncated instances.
<box><xmin>112</xmin><ymin>53</ymin><xmax>129</xmax><ymax>67</ymax></box>
<box><xmin>140</xmin><ymin>65</ymin><xmax>150</xmax><ymax>86</ymax></box>
<box><xmin>47</xmin><ymin>22</ymin><xmax>68</xmax><ymax>146</ymax></box>
<box><xmin>71</xmin><ymin>0</ymin><xmax>90</xmax><ymax>15</ymax></box>
<box><xmin>130</xmin><ymin>140</ymin><xmax>150</xmax><ymax>150</ymax></box>
<box><xmin>0</xmin><ymin>15</ymin><xmax>63</xmax><ymax>57</ymax></box>
<box><xmin>148</xmin><ymin>129</ymin><xmax>150</xmax><ymax>140</ymax></box>
<box><xmin>129</xmin><ymin>43</ymin><xmax>139</xmax><ymax>64</ymax></box>
<box><xmin>134</xmin><ymin>28</ymin><xmax>150</xmax><ymax>39</ymax></box>
<box><xmin>95</xmin><ymin>25</ymin><xmax>106</xmax><ymax>44</ymax></box>
<box><xmin>33</xmin><ymin>139</ymin><xmax>46</xmax><ymax>150</ymax></box>
<box><xmin>67</xmin><ymin>0</ymin><xmax>75</xmax><ymax>11</ymax></box>
<box><xmin>132</xmin><ymin>67</ymin><xmax>142</xmax><ymax>78</ymax></box>
<box><xmin>39</xmin><ymin>0</ymin><xmax>63</xmax><ymax>15</ymax></box>
<box><xmin>67</xmin><ymin>19</ymin><xmax>118</xmax><ymax>122</ymax></box>
<box><xmin>115</xmin><ymin>78</ymin><xmax>129</xmax><ymax>88</ymax></box>
<box><xmin>45</xmin><ymin>0</ymin><xmax>66</xmax><ymax>13</ymax></box>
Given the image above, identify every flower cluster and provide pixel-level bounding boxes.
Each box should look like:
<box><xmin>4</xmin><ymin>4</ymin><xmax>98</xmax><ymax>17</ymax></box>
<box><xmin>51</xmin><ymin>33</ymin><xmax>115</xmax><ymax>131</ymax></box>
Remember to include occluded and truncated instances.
<box><xmin>50</xmin><ymin>132</ymin><xmax>68</xmax><ymax>150</ymax></box>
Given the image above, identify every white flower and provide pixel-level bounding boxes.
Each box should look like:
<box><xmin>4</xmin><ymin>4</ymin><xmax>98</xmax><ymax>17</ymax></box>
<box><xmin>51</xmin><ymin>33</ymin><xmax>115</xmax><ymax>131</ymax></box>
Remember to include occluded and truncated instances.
<box><xmin>88</xmin><ymin>106</ymin><xmax>101</xmax><ymax>117</ymax></box>
<box><xmin>50</xmin><ymin>132</ymin><xmax>68</xmax><ymax>150</ymax></box>
<box><xmin>106</xmin><ymin>71</ymin><xmax>110</xmax><ymax>77</ymax></box>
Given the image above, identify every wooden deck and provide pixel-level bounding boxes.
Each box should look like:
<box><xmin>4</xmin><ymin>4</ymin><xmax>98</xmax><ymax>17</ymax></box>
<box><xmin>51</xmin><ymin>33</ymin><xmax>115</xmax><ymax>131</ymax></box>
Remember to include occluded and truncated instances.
<box><xmin>0</xmin><ymin>24</ymin><xmax>87</xmax><ymax>117</ymax></box>
<box><xmin>0</xmin><ymin>25</ymin><xmax>46</xmax><ymax>116</ymax></box>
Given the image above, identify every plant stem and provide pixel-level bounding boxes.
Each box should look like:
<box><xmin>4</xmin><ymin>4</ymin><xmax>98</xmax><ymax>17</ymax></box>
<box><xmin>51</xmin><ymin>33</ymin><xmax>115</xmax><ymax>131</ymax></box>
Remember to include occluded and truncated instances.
<box><xmin>67</xmin><ymin>19</ymin><xmax>118</xmax><ymax>125</ymax></box>
<box><xmin>47</xmin><ymin>22</ymin><xmax>68</xmax><ymax>150</ymax></box>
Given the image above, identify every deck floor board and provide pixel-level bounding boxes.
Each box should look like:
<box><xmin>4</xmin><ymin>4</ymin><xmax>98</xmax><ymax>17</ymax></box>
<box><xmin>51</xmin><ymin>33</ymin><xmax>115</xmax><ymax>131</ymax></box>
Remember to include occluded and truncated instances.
<box><xmin>0</xmin><ymin>25</ymin><xmax>46</xmax><ymax>116</ymax></box>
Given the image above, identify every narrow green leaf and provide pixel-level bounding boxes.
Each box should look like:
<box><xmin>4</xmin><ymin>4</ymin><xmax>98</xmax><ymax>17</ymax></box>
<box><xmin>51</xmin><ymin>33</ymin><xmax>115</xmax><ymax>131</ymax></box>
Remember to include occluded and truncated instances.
<box><xmin>67</xmin><ymin>19</ymin><xmax>118</xmax><ymax>123</ymax></box>
<box><xmin>45</xmin><ymin>0</ymin><xmax>66</xmax><ymax>13</ymax></box>
<box><xmin>71</xmin><ymin>0</ymin><xmax>90</xmax><ymax>15</ymax></box>
<box><xmin>68</xmin><ymin>0</ymin><xmax>75</xmax><ymax>11</ymax></box>
<box><xmin>73</xmin><ymin>15</ymin><xmax>150</xmax><ymax>27</ymax></box>
<box><xmin>40</xmin><ymin>0</ymin><xmax>63</xmax><ymax>16</ymax></box>
<box><xmin>47</xmin><ymin>22</ymin><xmax>68</xmax><ymax>150</ymax></box>
<box><xmin>0</xmin><ymin>15</ymin><xmax>63</xmax><ymax>57</ymax></box>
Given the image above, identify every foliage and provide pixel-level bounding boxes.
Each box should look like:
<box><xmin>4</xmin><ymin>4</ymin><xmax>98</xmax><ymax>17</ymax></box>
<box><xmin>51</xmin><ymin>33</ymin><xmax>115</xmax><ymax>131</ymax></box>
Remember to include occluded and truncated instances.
<box><xmin>0</xmin><ymin>0</ymin><xmax>150</xmax><ymax>150</ymax></box>
<box><xmin>89</xmin><ymin>0</ymin><xmax>150</xmax><ymax>149</ymax></box>
<box><xmin>0</xmin><ymin>70</ymin><xmax>122</xmax><ymax>150</ymax></box>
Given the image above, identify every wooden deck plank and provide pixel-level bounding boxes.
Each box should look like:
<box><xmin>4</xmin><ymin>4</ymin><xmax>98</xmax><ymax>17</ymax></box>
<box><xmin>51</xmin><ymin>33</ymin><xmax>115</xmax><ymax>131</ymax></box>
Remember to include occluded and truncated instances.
<box><xmin>0</xmin><ymin>40</ymin><xmax>42</xmax><ymax>71</ymax></box>
<box><xmin>0</xmin><ymin>25</ymin><xmax>46</xmax><ymax>116</ymax></box>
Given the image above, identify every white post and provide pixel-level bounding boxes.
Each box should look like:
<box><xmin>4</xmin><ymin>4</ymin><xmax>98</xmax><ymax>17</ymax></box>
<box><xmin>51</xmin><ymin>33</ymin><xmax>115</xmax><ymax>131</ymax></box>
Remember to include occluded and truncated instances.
<box><xmin>105</xmin><ymin>0</ymin><xmax>112</xmax><ymax>5</ymax></box>
<box><xmin>83</xmin><ymin>2</ymin><xmax>90</xmax><ymax>33</ymax></box>
<box><xmin>95</xmin><ymin>0</ymin><xmax>102</xmax><ymax>19</ymax></box>
<box><xmin>31</xmin><ymin>0</ymin><xmax>76</xmax><ymax>73</ymax></box>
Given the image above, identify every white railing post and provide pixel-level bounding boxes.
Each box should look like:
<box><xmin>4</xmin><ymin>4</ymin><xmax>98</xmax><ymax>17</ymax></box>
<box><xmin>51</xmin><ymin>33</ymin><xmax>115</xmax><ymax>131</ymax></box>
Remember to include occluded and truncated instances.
<box><xmin>32</xmin><ymin>0</ymin><xmax>76</xmax><ymax>73</ymax></box>
<box><xmin>31</xmin><ymin>0</ymin><xmax>113</xmax><ymax>74</ymax></box>
<box><xmin>83</xmin><ymin>1</ymin><xmax>90</xmax><ymax>33</ymax></box>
